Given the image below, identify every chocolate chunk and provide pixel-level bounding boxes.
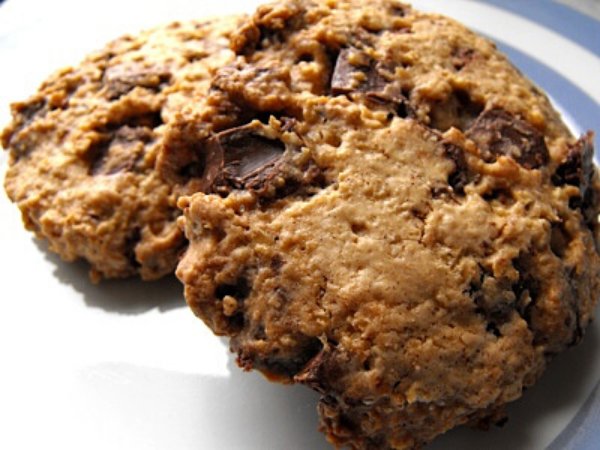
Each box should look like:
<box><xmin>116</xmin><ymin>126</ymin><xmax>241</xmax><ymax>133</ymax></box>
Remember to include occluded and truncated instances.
<box><xmin>443</xmin><ymin>143</ymin><xmax>470</xmax><ymax>194</ymax></box>
<box><xmin>331</xmin><ymin>48</ymin><xmax>369</xmax><ymax>95</ymax></box>
<box><xmin>90</xmin><ymin>126</ymin><xmax>152</xmax><ymax>175</ymax></box>
<box><xmin>294</xmin><ymin>345</ymin><xmax>332</xmax><ymax>392</ymax></box>
<box><xmin>513</xmin><ymin>254</ymin><xmax>540</xmax><ymax>330</ymax></box>
<box><xmin>552</xmin><ymin>133</ymin><xmax>597</xmax><ymax>227</ymax></box>
<box><xmin>18</xmin><ymin>99</ymin><xmax>47</xmax><ymax>123</ymax></box>
<box><xmin>466</xmin><ymin>108</ymin><xmax>549</xmax><ymax>169</ymax></box>
<box><xmin>471</xmin><ymin>273</ymin><xmax>515</xmax><ymax>333</ymax></box>
<box><xmin>103</xmin><ymin>64</ymin><xmax>171</xmax><ymax>99</ymax></box>
<box><xmin>260</xmin><ymin>338</ymin><xmax>324</xmax><ymax>379</ymax></box>
<box><xmin>331</xmin><ymin>49</ymin><xmax>408</xmax><ymax>110</ymax></box>
<box><xmin>206</xmin><ymin>123</ymin><xmax>286</xmax><ymax>195</ymax></box>
<box><xmin>242</xmin><ymin>337</ymin><xmax>324</xmax><ymax>380</ymax></box>
<box><xmin>162</xmin><ymin>119</ymin><xmax>324</xmax><ymax>199</ymax></box>
<box><xmin>2</xmin><ymin>99</ymin><xmax>49</xmax><ymax>155</ymax></box>
<box><xmin>452</xmin><ymin>48</ymin><xmax>475</xmax><ymax>71</ymax></box>
<box><xmin>429</xmin><ymin>89</ymin><xmax>483</xmax><ymax>132</ymax></box>
<box><xmin>553</xmin><ymin>133</ymin><xmax>595</xmax><ymax>191</ymax></box>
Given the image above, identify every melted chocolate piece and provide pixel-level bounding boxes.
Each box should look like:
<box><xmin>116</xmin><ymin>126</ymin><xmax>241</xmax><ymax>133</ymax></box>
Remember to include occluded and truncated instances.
<box><xmin>89</xmin><ymin>126</ymin><xmax>152</xmax><ymax>175</ymax></box>
<box><xmin>206</xmin><ymin>124</ymin><xmax>286</xmax><ymax>195</ymax></box>
<box><xmin>466</xmin><ymin>108</ymin><xmax>549</xmax><ymax>169</ymax></box>
<box><xmin>470</xmin><ymin>271</ymin><xmax>515</xmax><ymax>336</ymax></box>
<box><xmin>553</xmin><ymin>133</ymin><xmax>595</xmax><ymax>190</ymax></box>
<box><xmin>294</xmin><ymin>345</ymin><xmax>332</xmax><ymax>392</ymax></box>
<box><xmin>331</xmin><ymin>49</ymin><xmax>408</xmax><ymax>109</ymax></box>
<box><xmin>512</xmin><ymin>254</ymin><xmax>540</xmax><ymax>333</ymax></box>
<box><xmin>429</xmin><ymin>89</ymin><xmax>483</xmax><ymax>132</ymax></box>
<box><xmin>258</xmin><ymin>337</ymin><xmax>324</xmax><ymax>379</ymax></box>
<box><xmin>166</xmin><ymin>120</ymin><xmax>325</xmax><ymax>199</ymax></box>
<box><xmin>103</xmin><ymin>64</ymin><xmax>172</xmax><ymax>99</ymax></box>
<box><xmin>552</xmin><ymin>133</ymin><xmax>597</xmax><ymax>227</ymax></box>
<box><xmin>18</xmin><ymin>99</ymin><xmax>47</xmax><ymax>123</ymax></box>
<box><xmin>452</xmin><ymin>48</ymin><xmax>475</xmax><ymax>71</ymax></box>
<box><xmin>237</xmin><ymin>336</ymin><xmax>324</xmax><ymax>380</ymax></box>
<box><xmin>2</xmin><ymin>99</ymin><xmax>48</xmax><ymax>156</ymax></box>
<box><xmin>443</xmin><ymin>143</ymin><xmax>470</xmax><ymax>194</ymax></box>
<box><xmin>331</xmin><ymin>48</ymin><xmax>368</xmax><ymax>95</ymax></box>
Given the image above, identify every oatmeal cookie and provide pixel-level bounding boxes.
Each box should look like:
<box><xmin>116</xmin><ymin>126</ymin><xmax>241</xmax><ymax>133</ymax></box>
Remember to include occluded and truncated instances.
<box><xmin>2</xmin><ymin>16</ymin><xmax>242</xmax><ymax>281</ymax></box>
<box><xmin>168</xmin><ymin>0</ymin><xmax>600</xmax><ymax>448</ymax></box>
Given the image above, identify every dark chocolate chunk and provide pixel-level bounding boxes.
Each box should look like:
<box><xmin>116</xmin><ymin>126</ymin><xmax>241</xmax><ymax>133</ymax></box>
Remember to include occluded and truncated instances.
<box><xmin>18</xmin><ymin>99</ymin><xmax>47</xmax><ymax>123</ymax></box>
<box><xmin>466</xmin><ymin>108</ymin><xmax>549</xmax><ymax>169</ymax></box>
<box><xmin>552</xmin><ymin>133</ymin><xmax>598</xmax><ymax>228</ymax></box>
<box><xmin>471</xmin><ymin>273</ymin><xmax>515</xmax><ymax>332</ymax></box>
<box><xmin>103</xmin><ymin>64</ymin><xmax>171</xmax><ymax>99</ymax></box>
<box><xmin>331</xmin><ymin>48</ymin><xmax>368</xmax><ymax>96</ymax></box>
<box><xmin>443</xmin><ymin>143</ymin><xmax>470</xmax><ymax>194</ymax></box>
<box><xmin>429</xmin><ymin>89</ymin><xmax>483</xmax><ymax>132</ymax></box>
<box><xmin>240</xmin><ymin>337</ymin><xmax>324</xmax><ymax>380</ymax></box>
<box><xmin>331</xmin><ymin>49</ymin><xmax>408</xmax><ymax>111</ymax></box>
<box><xmin>2</xmin><ymin>98</ymin><xmax>49</xmax><ymax>156</ymax></box>
<box><xmin>293</xmin><ymin>344</ymin><xmax>353</xmax><ymax>396</ymax></box>
<box><xmin>513</xmin><ymin>254</ymin><xmax>540</xmax><ymax>331</ymax></box>
<box><xmin>260</xmin><ymin>338</ymin><xmax>324</xmax><ymax>379</ymax></box>
<box><xmin>294</xmin><ymin>345</ymin><xmax>330</xmax><ymax>392</ymax></box>
<box><xmin>206</xmin><ymin>123</ymin><xmax>286</xmax><ymax>195</ymax></box>
<box><xmin>89</xmin><ymin>126</ymin><xmax>152</xmax><ymax>175</ymax></box>
<box><xmin>452</xmin><ymin>47</ymin><xmax>475</xmax><ymax>71</ymax></box>
<box><xmin>163</xmin><ymin>120</ymin><xmax>324</xmax><ymax>199</ymax></box>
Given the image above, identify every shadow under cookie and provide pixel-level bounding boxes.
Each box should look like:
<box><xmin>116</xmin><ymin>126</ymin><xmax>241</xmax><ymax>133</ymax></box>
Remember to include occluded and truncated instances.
<box><xmin>33</xmin><ymin>237</ymin><xmax>186</xmax><ymax>315</ymax></box>
<box><xmin>429</xmin><ymin>321</ymin><xmax>600</xmax><ymax>450</ymax></box>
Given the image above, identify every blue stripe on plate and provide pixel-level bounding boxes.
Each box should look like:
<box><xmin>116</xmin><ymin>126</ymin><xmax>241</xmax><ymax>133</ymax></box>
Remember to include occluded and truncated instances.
<box><xmin>491</xmin><ymin>38</ymin><xmax>600</xmax><ymax>150</ymax></box>
<box><xmin>547</xmin><ymin>380</ymin><xmax>600</xmax><ymax>450</ymax></box>
<box><xmin>492</xmin><ymin>37</ymin><xmax>600</xmax><ymax>449</ymax></box>
<box><xmin>479</xmin><ymin>0</ymin><xmax>600</xmax><ymax>57</ymax></box>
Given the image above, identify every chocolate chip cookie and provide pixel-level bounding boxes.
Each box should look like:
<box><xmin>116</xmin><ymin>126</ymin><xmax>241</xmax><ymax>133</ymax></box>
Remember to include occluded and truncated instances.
<box><xmin>169</xmin><ymin>0</ymin><xmax>600</xmax><ymax>448</ymax></box>
<box><xmin>2</xmin><ymin>16</ymin><xmax>242</xmax><ymax>281</ymax></box>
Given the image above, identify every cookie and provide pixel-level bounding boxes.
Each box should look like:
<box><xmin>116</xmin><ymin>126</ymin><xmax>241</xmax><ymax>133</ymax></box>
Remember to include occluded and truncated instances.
<box><xmin>2</xmin><ymin>16</ymin><xmax>242</xmax><ymax>281</ymax></box>
<box><xmin>169</xmin><ymin>1</ymin><xmax>600</xmax><ymax>449</ymax></box>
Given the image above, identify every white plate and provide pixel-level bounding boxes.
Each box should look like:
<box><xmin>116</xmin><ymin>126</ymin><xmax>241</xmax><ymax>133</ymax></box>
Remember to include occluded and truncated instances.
<box><xmin>1</xmin><ymin>1</ymin><xmax>599</xmax><ymax>449</ymax></box>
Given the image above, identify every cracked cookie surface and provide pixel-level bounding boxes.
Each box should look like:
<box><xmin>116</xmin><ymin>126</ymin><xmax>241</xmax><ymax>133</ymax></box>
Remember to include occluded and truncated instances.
<box><xmin>166</xmin><ymin>1</ymin><xmax>600</xmax><ymax>449</ymax></box>
<box><xmin>2</xmin><ymin>16</ymin><xmax>242</xmax><ymax>281</ymax></box>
